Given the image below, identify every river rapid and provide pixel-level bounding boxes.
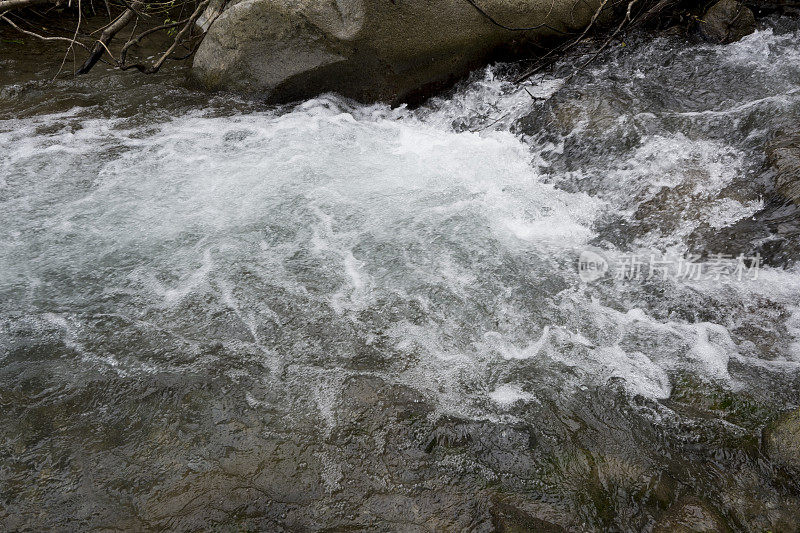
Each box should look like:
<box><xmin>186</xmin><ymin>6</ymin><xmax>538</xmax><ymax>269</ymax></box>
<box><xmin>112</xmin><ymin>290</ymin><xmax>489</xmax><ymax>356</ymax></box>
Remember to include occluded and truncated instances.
<box><xmin>2</xmin><ymin>16</ymin><xmax>800</xmax><ymax>531</ymax></box>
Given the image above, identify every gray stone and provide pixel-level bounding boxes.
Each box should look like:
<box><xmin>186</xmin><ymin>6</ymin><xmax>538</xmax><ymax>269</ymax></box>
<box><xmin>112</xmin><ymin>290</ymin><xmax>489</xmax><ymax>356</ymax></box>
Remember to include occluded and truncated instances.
<box><xmin>192</xmin><ymin>0</ymin><xmax>606</xmax><ymax>103</ymax></box>
<box><xmin>700</xmin><ymin>0</ymin><xmax>757</xmax><ymax>44</ymax></box>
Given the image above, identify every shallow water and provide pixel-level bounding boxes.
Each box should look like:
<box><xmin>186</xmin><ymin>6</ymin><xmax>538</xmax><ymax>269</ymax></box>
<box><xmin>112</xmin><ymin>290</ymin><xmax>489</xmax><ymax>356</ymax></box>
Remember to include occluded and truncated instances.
<box><xmin>2</xmin><ymin>17</ymin><xmax>800</xmax><ymax>531</ymax></box>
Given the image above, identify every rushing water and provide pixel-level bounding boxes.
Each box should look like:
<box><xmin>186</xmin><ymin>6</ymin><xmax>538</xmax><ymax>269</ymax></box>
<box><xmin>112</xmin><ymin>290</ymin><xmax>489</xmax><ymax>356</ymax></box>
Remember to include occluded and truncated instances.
<box><xmin>2</xmin><ymin>16</ymin><xmax>800</xmax><ymax>531</ymax></box>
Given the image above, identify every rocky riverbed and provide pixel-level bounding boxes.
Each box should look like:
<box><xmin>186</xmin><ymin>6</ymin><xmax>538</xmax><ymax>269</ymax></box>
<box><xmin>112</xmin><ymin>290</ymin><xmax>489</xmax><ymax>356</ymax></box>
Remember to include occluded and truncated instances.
<box><xmin>2</xmin><ymin>11</ymin><xmax>800</xmax><ymax>532</ymax></box>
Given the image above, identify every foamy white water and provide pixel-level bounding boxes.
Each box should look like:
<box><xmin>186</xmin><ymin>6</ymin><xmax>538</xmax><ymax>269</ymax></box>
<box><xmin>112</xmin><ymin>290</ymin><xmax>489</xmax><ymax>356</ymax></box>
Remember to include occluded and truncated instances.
<box><xmin>3</xmin><ymin>40</ymin><xmax>800</xmax><ymax>413</ymax></box>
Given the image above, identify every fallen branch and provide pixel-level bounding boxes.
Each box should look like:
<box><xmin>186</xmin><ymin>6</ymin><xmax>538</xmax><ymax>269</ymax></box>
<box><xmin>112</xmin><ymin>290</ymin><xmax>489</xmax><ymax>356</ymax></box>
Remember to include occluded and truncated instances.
<box><xmin>515</xmin><ymin>0</ymin><xmax>611</xmax><ymax>83</ymax></box>
<box><xmin>118</xmin><ymin>15</ymin><xmax>187</xmax><ymax>64</ymax></box>
<box><xmin>76</xmin><ymin>0</ymin><xmax>141</xmax><ymax>73</ymax></box>
<box><xmin>55</xmin><ymin>0</ymin><xmax>83</xmax><ymax>77</ymax></box>
<box><xmin>565</xmin><ymin>0</ymin><xmax>639</xmax><ymax>81</ymax></box>
<box><xmin>1</xmin><ymin>12</ymin><xmax>88</xmax><ymax>48</ymax></box>
<box><xmin>464</xmin><ymin>0</ymin><xmax>572</xmax><ymax>35</ymax></box>
<box><xmin>515</xmin><ymin>0</ymin><xmax>674</xmax><ymax>87</ymax></box>
<box><xmin>119</xmin><ymin>0</ymin><xmax>209</xmax><ymax>73</ymax></box>
<box><xmin>1</xmin><ymin>0</ymin><xmax>220</xmax><ymax>77</ymax></box>
<box><xmin>635</xmin><ymin>0</ymin><xmax>679</xmax><ymax>26</ymax></box>
<box><xmin>0</xmin><ymin>0</ymin><xmax>58</xmax><ymax>11</ymax></box>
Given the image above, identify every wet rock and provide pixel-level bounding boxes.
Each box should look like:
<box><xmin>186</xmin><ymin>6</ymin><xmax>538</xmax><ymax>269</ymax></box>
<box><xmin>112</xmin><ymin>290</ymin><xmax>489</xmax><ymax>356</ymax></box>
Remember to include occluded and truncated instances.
<box><xmin>491</xmin><ymin>497</ymin><xmax>567</xmax><ymax>532</ymax></box>
<box><xmin>700</xmin><ymin>0</ymin><xmax>757</xmax><ymax>44</ymax></box>
<box><xmin>687</xmin><ymin>200</ymin><xmax>800</xmax><ymax>268</ymax></box>
<box><xmin>192</xmin><ymin>0</ymin><xmax>607</xmax><ymax>103</ymax></box>
<box><xmin>335</xmin><ymin>374</ymin><xmax>433</xmax><ymax>431</ymax></box>
<box><xmin>691</xmin><ymin>132</ymin><xmax>800</xmax><ymax>268</ymax></box>
<box><xmin>654</xmin><ymin>499</ymin><xmax>730</xmax><ymax>532</ymax></box>
<box><xmin>764</xmin><ymin>408</ymin><xmax>800</xmax><ymax>474</ymax></box>
<box><xmin>515</xmin><ymin>88</ymin><xmax>635</xmax><ymax>138</ymax></box>
<box><xmin>766</xmin><ymin>131</ymin><xmax>800</xmax><ymax>204</ymax></box>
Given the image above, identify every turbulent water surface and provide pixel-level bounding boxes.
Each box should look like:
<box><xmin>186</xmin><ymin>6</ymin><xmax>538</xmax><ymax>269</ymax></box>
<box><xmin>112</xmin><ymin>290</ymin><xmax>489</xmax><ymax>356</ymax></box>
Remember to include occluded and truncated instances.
<box><xmin>2</xmin><ymin>17</ymin><xmax>800</xmax><ymax>531</ymax></box>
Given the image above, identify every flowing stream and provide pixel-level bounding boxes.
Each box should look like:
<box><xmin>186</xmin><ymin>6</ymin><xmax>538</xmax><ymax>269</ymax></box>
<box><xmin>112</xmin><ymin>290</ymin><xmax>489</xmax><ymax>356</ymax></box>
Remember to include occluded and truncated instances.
<box><xmin>2</xmin><ymin>16</ymin><xmax>800</xmax><ymax>531</ymax></box>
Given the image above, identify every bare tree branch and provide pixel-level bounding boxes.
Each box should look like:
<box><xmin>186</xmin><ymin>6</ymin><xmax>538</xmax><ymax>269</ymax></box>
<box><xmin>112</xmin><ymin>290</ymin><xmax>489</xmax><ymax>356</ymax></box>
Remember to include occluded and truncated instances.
<box><xmin>464</xmin><ymin>0</ymin><xmax>572</xmax><ymax>35</ymax></box>
<box><xmin>55</xmin><ymin>0</ymin><xmax>83</xmax><ymax>77</ymax></box>
<box><xmin>119</xmin><ymin>15</ymin><xmax>187</xmax><ymax>64</ymax></box>
<box><xmin>76</xmin><ymin>0</ymin><xmax>141</xmax><ymax>73</ymax></box>
<box><xmin>120</xmin><ymin>0</ymin><xmax>208</xmax><ymax>73</ymax></box>
<box><xmin>0</xmin><ymin>0</ymin><xmax>59</xmax><ymax>11</ymax></box>
<box><xmin>515</xmin><ymin>0</ymin><xmax>611</xmax><ymax>82</ymax></box>
<box><xmin>1</xmin><ymin>12</ymin><xmax>88</xmax><ymax>48</ymax></box>
<box><xmin>566</xmin><ymin>0</ymin><xmax>639</xmax><ymax>81</ymax></box>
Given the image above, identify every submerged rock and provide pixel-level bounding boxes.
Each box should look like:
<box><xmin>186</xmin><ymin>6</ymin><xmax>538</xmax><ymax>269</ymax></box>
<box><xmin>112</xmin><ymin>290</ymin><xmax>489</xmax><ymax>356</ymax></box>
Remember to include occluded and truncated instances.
<box><xmin>192</xmin><ymin>0</ymin><xmax>606</xmax><ymax>103</ymax></box>
<box><xmin>700</xmin><ymin>0</ymin><xmax>757</xmax><ymax>43</ymax></box>
<box><xmin>491</xmin><ymin>497</ymin><xmax>567</xmax><ymax>532</ymax></box>
<box><xmin>764</xmin><ymin>408</ymin><xmax>800</xmax><ymax>474</ymax></box>
<box><xmin>766</xmin><ymin>131</ymin><xmax>800</xmax><ymax>204</ymax></box>
<box><xmin>653</xmin><ymin>499</ymin><xmax>730</xmax><ymax>532</ymax></box>
<box><xmin>685</xmin><ymin>131</ymin><xmax>800</xmax><ymax>268</ymax></box>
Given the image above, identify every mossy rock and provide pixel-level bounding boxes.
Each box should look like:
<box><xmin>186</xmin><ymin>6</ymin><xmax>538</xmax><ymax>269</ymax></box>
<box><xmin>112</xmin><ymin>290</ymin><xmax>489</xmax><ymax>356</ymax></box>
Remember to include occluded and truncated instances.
<box><xmin>653</xmin><ymin>498</ymin><xmax>730</xmax><ymax>532</ymax></box>
<box><xmin>490</xmin><ymin>496</ymin><xmax>567</xmax><ymax>532</ymax></box>
<box><xmin>667</xmin><ymin>373</ymin><xmax>773</xmax><ymax>431</ymax></box>
<box><xmin>764</xmin><ymin>407</ymin><xmax>800</xmax><ymax>474</ymax></box>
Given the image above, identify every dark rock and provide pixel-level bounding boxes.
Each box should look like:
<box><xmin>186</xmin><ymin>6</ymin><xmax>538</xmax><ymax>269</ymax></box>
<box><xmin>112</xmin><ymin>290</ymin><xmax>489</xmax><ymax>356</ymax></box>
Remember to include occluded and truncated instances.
<box><xmin>766</xmin><ymin>131</ymin><xmax>800</xmax><ymax>204</ymax></box>
<box><xmin>685</xmin><ymin>131</ymin><xmax>800</xmax><ymax>268</ymax></box>
<box><xmin>700</xmin><ymin>0</ymin><xmax>757</xmax><ymax>44</ymax></box>
<box><xmin>653</xmin><ymin>499</ymin><xmax>731</xmax><ymax>532</ymax></box>
<box><xmin>686</xmin><ymin>200</ymin><xmax>800</xmax><ymax>268</ymax></box>
<box><xmin>764</xmin><ymin>408</ymin><xmax>800</xmax><ymax>474</ymax></box>
<box><xmin>491</xmin><ymin>497</ymin><xmax>567</xmax><ymax>532</ymax></box>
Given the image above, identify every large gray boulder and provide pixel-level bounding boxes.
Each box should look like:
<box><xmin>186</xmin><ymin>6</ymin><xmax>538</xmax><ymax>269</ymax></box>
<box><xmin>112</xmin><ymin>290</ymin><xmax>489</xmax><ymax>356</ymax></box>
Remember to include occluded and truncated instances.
<box><xmin>192</xmin><ymin>0</ymin><xmax>605</xmax><ymax>103</ymax></box>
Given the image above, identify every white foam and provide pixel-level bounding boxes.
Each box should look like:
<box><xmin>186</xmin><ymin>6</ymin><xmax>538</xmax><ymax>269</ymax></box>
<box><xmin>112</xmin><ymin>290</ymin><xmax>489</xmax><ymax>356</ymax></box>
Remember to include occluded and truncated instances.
<box><xmin>482</xmin><ymin>326</ymin><xmax>551</xmax><ymax>360</ymax></box>
<box><xmin>722</xmin><ymin>27</ymin><xmax>800</xmax><ymax>71</ymax></box>
<box><xmin>489</xmin><ymin>384</ymin><xmax>539</xmax><ymax>408</ymax></box>
<box><xmin>3</xmin><ymin>29</ymin><xmax>800</xmax><ymax>421</ymax></box>
<box><xmin>592</xmin><ymin>345</ymin><xmax>672</xmax><ymax>399</ymax></box>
